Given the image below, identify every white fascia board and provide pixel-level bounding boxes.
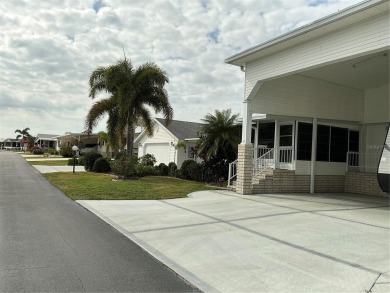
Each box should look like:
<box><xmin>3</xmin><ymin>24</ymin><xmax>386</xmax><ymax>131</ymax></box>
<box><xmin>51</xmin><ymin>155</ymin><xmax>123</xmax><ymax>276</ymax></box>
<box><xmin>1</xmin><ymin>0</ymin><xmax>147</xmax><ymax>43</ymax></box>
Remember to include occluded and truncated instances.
<box><xmin>184</xmin><ymin>138</ymin><xmax>200</xmax><ymax>141</ymax></box>
<box><xmin>225</xmin><ymin>0</ymin><xmax>387</xmax><ymax>66</ymax></box>
<box><xmin>134</xmin><ymin>118</ymin><xmax>178</xmax><ymax>144</ymax></box>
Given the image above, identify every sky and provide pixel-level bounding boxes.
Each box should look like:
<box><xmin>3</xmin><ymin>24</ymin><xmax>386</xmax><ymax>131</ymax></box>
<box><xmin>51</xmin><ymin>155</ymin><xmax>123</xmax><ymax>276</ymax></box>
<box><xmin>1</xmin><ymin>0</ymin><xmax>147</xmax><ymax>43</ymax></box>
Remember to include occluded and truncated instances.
<box><xmin>0</xmin><ymin>0</ymin><xmax>360</xmax><ymax>139</ymax></box>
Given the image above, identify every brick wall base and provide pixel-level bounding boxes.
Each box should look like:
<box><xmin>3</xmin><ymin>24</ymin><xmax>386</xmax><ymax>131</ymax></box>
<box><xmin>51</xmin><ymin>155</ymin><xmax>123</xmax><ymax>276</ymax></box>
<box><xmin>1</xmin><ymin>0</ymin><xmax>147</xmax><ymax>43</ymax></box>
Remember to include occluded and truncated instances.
<box><xmin>345</xmin><ymin>172</ymin><xmax>389</xmax><ymax>197</ymax></box>
<box><xmin>236</xmin><ymin>144</ymin><xmax>254</xmax><ymax>195</ymax></box>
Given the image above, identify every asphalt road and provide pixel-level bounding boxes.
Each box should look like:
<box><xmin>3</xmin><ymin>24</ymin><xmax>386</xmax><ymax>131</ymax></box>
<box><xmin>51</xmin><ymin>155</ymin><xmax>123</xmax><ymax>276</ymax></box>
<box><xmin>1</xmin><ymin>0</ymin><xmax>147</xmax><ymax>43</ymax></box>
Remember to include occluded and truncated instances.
<box><xmin>0</xmin><ymin>151</ymin><xmax>198</xmax><ymax>292</ymax></box>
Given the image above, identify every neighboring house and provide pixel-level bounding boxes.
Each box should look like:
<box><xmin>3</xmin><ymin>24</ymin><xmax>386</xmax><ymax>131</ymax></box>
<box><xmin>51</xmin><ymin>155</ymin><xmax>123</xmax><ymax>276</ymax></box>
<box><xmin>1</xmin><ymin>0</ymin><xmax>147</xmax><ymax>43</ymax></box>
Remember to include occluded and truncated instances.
<box><xmin>98</xmin><ymin>132</ymin><xmax>141</xmax><ymax>158</ymax></box>
<box><xmin>35</xmin><ymin>134</ymin><xmax>59</xmax><ymax>149</ymax></box>
<box><xmin>2</xmin><ymin>138</ymin><xmax>22</xmax><ymax>150</ymax></box>
<box><xmin>56</xmin><ymin>132</ymin><xmax>99</xmax><ymax>153</ymax></box>
<box><xmin>226</xmin><ymin>0</ymin><xmax>389</xmax><ymax>197</ymax></box>
<box><xmin>135</xmin><ymin>118</ymin><xmax>203</xmax><ymax>167</ymax></box>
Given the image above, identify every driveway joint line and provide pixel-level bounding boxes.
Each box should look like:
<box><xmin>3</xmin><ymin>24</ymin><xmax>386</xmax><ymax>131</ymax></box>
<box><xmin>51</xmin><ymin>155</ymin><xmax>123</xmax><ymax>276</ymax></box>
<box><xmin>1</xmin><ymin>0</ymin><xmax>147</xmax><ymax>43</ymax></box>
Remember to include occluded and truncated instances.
<box><xmin>160</xmin><ymin>199</ymin><xmax>382</xmax><ymax>275</ymax></box>
<box><xmin>215</xmin><ymin>191</ymin><xmax>390</xmax><ymax>230</ymax></box>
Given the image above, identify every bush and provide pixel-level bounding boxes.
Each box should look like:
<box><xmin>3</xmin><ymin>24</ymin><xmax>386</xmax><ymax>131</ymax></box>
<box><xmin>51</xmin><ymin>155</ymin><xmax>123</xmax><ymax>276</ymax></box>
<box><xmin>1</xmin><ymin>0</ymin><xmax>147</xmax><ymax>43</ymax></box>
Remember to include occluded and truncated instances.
<box><xmin>114</xmin><ymin>152</ymin><xmax>128</xmax><ymax>160</ymax></box>
<box><xmin>92</xmin><ymin>158</ymin><xmax>111</xmax><ymax>173</ymax></box>
<box><xmin>179</xmin><ymin>160</ymin><xmax>203</xmax><ymax>181</ymax></box>
<box><xmin>29</xmin><ymin>146</ymin><xmax>41</xmax><ymax>152</ymax></box>
<box><xmin>140</xmin><ymin>154</ymin><xmax>156</xmax><ymax>166</ymax></box>
<box><xmin>83</xmin><ymin>152</ymin><xmax>103</xmax><ymax>171</ymax></box>
<box><xmin>135</xmin><ymin>165</ymin><xmax>157</xmax><ymax>177</ymax></box>
<box><xmin>47</xmin><ymin>148</ymin><xmax>58</xmax><ymax>155</ymax></box>
<box><xmin>168</xmin><ymin>162</ymin><xmax>177</xmax><ymax>176</ymax></box>
<box><xmin>78</xmin><ymin>155</ymin><xmax>85</xmax><ymax>166</ymax></box>
<box><xmin>60</xmin><ymin>146</ymin><xmax>73</xmax><ymax>158</ymax></box>
<box><xmin>67</xmin><ymin>158</ymin><xmax>81</xmax><ymax>166</ymax></box>
<box><xmin>32</xmin><ymin>149</ymin><xmax>44</xmax><ymax>155</ymax></box>
<box><xmin>157</xmin><ymin>163</ymin><xmax>169</xmax><ymax>176</ymax></box>
<box><xmin>111</xmin><ymin>156</ymin><xmax>138</xmax><ymax>179</ymax></box>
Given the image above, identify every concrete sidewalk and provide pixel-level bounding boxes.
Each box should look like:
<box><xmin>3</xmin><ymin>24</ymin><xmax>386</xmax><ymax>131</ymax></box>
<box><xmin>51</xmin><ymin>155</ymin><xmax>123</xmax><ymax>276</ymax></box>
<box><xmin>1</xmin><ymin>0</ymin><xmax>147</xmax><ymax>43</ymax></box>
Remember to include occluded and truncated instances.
<box><xmin>78</xmin><ymin>191</ymin><xmax>390</xmax><ymax>293</ymax></box>
<box><xmin>32</xmin><ymin>165</ymin><xmax>86</xmax><ymax>173</ymax></box>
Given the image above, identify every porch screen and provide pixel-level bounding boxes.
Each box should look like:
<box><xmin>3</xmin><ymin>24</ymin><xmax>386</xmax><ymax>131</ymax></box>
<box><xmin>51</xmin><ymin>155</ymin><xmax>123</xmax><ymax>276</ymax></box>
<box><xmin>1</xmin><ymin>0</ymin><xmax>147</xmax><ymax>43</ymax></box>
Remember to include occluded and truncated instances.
<box><xmin>297</xmin><ymin>122</ymin><xmax>312</xmax><ymax>161</ymax></box>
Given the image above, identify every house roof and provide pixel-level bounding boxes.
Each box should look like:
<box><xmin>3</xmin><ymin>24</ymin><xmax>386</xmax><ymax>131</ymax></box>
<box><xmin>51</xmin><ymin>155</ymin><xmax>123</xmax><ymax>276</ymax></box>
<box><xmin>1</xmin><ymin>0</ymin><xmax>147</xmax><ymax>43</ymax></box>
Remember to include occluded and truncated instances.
<box><xmin>225</xmin><ymin>0</ymin><xmax>388</xmax><ymax>66</ymax></box>
<box><xmin>4</xmin><ymin>138</ymin><xmax>20</xmax><ymax>142</ymax></box>
<box><xmin>36</xmin><ymin>133</ymin><xmax>59</xmax><ymax>140</ymax></box>
<box><xmin>155</xmin><ymin>118</ymin><xmax>203</xmax><ymax>140</ymax></box>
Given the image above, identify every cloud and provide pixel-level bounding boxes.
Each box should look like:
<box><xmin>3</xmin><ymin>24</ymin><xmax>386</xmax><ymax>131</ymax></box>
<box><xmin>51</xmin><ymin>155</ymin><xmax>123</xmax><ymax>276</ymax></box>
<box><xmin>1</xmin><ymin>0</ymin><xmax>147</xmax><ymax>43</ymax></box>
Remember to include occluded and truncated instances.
<box><xmin>0</xmin><ymin>0</ymin><xmax>356</xmax><ymax>138</ymax></box>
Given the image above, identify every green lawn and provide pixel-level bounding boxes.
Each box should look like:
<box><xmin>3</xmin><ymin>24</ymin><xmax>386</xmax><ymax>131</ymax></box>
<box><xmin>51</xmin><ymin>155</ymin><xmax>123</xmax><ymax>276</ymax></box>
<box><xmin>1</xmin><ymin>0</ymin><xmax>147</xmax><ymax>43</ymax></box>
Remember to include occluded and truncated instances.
<box><xmin>44</xmin><ymin>172</ymin><xmax>219</xmax><ymax>200</ymax></box>
<box><xmin>29</xmin><ymin>160</ymin><xmax>69</xmax><ymax>166</ymax></box>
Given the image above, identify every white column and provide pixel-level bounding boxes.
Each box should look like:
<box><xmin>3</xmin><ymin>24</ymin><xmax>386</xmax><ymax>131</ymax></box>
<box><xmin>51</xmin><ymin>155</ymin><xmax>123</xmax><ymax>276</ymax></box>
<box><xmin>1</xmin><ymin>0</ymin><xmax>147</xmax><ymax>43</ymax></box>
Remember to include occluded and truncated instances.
<box><xmin>274</xmin><ymin>120</ymin><xmax>279</xmax><ymax>168</ymax></box>
<box><xmin>310</xmin><ymin>118</ymin><xmax>318</xmax><ymax>193</ymax></box>
<box><xmin>241</xmin><ymin>100</ymin><xmax>252</xmax><ymax>144</ymax></box>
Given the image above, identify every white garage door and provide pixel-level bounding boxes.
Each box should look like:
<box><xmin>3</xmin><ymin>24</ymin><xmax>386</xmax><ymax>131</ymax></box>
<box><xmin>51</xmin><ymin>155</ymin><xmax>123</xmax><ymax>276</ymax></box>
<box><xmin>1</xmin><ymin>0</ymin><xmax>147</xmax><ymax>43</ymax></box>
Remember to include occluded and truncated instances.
<box><xmin>144</xmin><ymin>143</ymin><xmax>170</xmax><ymax>165</ymax></box>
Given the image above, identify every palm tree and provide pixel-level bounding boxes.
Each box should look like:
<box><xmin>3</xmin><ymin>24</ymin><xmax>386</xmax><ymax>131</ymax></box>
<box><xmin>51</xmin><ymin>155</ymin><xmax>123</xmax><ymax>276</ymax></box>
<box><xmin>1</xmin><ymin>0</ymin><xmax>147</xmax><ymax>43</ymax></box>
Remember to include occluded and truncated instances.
<box><xmin>98</xmin><ymin>131</ymin><xmax>112</xmax><ymax>157</ymax></box>
<box><xmin>85</xmin><ymin>58</ymin><xmax>173</xmax><ymax>156</ymax></box>
<box><xmin>196</xmin><ymin>109</ymin><xmax>240</xmax><ymax>162</ymax></box>
<box><xmin>15</xmin><ymin>127</ymin><xmax>30</xmax><ymax>140</ymax></box>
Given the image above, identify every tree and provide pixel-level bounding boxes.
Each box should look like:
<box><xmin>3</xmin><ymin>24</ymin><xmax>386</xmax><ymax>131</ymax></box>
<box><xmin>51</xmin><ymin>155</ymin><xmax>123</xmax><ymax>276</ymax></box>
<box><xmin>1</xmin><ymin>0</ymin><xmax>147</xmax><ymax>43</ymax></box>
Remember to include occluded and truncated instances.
<box><xmin>85</xmin><ymin>58</ymin><xmax>173</xmax><ymax>156</ymax></box>
<box><xmin>196</xmin><ymin>109</ymin><xmax>240</xmax><ymax>162</ymax></box>
<box><xmin>15</xmin><ymin>127</ymin><xmax>30</xmax><ymax>140</ymax></box>
<box><xmin>98</xmin><ymin>131</ymin><xmax>112</xmax><ymax>157</ymax></box>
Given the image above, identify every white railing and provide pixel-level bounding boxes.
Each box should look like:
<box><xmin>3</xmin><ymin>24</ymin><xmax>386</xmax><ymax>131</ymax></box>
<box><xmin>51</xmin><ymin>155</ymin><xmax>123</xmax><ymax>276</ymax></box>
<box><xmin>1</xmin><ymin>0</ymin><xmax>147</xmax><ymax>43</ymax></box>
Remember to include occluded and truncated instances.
<box><xmin>346</xmin><ymin>152</ymin><xmax>381</xmax><ymax>173</ymax></box>
<box><xmin>253</xmin><ymin>148</ymin><xmax>275</xmax><ymax>176</ymax></box>
<box><xmin>227</xmin><ymin>159</ymin><xmax>237</xmax><ymax>187</ymax></box>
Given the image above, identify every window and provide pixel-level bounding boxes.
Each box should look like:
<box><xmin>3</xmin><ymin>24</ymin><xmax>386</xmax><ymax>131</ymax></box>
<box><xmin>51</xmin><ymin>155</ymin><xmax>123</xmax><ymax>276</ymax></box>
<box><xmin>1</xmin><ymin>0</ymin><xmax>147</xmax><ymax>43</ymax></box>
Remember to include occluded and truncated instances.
<box><xmin>188</xmin><ymin>147</ymin><xmax>196</xmax><ymax>159</ymax></box>
<box><xmin>330</xmin><ymin>127</ymin><xmax>348</xmax><ymax>162</ymax></box>
<box><xmin>316</xmin><ymin>125</ymin><xmax>330</xmax><ymax>161</ymax></box>
<box><xmin>297</xmin><ymin>122</ymin><xmax>312</xmax><ymax>161</ymax></box>
<box><xmin>349</xmin><ymin>130</ymin><xmax>359</xmax><ymax>152</ymax></box>
<box><xmin>279</xmin><ymin>125</ymin><xmax>293</xmax><ymax>147</ymax></box>
<box><xmin>258</xmin><ymin>123</ymin><xmax>275</xmax><ymax>148</ymax></box>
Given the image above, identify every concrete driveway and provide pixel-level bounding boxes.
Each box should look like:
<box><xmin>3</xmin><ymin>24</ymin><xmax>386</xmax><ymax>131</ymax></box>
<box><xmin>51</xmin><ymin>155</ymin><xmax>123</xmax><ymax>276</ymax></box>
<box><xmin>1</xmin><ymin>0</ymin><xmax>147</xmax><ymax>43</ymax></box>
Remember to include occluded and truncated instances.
<box><xmin>78</xmin><ymin>191</ymin><xmax>390</xmax><ymax>293</ymax></box>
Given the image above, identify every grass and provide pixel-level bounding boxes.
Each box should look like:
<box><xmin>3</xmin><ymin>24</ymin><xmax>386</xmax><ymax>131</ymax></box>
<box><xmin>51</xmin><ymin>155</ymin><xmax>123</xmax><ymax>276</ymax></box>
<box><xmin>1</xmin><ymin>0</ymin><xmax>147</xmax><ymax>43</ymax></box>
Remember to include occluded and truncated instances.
<box><xmin>43</xmin><ymin>172</ymin><xmax>220</xmax><ymax>200</ymax></box>
<box><xmin>29</xmin><ymin>160</ymin><xmax>69</xmax><ymax>166</ymax></box>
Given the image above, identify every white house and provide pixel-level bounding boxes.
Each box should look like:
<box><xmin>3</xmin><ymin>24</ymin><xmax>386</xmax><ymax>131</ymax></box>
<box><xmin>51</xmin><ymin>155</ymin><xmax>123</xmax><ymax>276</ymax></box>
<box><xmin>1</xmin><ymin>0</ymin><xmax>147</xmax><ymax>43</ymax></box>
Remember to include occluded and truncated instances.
<box><xmin>56</xmin><ymin>132</ymin><xmax>99</xmax><ymax>153</ymax></box>
<box><xmin>1</xmin><ymin>138</ymin><xmax>21</xmax><ymax>150</ymax></box>
<box><xmin>34</xmin><ymin>134</ymin><xmax>59</xmax><ymax>149</ymax></box>
<box><xmin>226</xmin><ymin>0</ymin><xmax>389</xmax><ymax>197</ymax></box>
<box><xmin>135</xmin><ymin>118</ymin><xmax>203</xmax><ymax>167</ymax></box>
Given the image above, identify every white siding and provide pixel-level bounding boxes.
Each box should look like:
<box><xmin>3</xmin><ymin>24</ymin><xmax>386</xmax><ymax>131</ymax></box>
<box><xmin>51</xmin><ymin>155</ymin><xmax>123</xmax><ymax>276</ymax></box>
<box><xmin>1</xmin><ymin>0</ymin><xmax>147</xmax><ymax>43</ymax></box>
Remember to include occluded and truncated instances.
<box><xmin>245</xmin><ymin>12</ymin><xmax>389</xmax><ymax>98</ymax></box>
<box><xmin>364</xmin><ymin>84</ymin><xmax>390</xmax><ymax>124</ymax></box>
<box><xmin>137</xmin><ymin>122</ymin><xmax>176</xmax><ymax>164</ymax></box>
<box><xmin>251</xmin><ymin>75</ymin><xmax>364</xmax><ymax>121</ymax></box>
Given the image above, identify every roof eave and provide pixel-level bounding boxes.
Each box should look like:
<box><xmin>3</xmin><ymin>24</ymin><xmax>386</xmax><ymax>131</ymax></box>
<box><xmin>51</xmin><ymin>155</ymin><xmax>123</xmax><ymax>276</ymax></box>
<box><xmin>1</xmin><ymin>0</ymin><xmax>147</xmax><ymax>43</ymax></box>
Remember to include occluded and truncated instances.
<box><xmin>225</xmin><ymin>0</ymin><xmax>387</xmax><ymax>66</ymax></box>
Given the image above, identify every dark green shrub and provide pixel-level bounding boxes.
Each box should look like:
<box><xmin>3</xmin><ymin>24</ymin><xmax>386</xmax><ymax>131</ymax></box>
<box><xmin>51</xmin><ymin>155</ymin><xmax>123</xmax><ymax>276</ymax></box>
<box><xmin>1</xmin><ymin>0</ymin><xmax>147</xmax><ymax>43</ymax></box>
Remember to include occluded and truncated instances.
<box><xmin>135</xmin><ymin>165</ymin><xmax>156</xmax><ymax>177</ymax></box>
<box><xmin>47</xmin><ymin>148</ymin><xmax>58</xmax><ymax>155</ymax></box>
<box><xmin>32</xmin><ymin>149</ymin><xmax>44</xmax><ymax>155</ymax></box>
<box><xmin>83</xmin><ymin>152</ymin><xmax>103</xmax><ymax>171</ymax></box>
<box><xmin>93</xmin><ymin>158</ymin><xmax>111</xmax><ymax>173</ymax></box>
<box><xmin>114</xmin><ymin>152</ymin><xmax>128</xmax><ymax>160</ymax></box>
<box><xmin>179</xmin><ymin>160</ymin><xmax>204</xmax><ymax>181</ymax></box>
<box><xmin>140</xmin><ymin>154</ymin><xmax>156</xmax><ymax>166</ymax></box>
<box><xmin>67</xmin><ymin>158</ymin><xmax>82</xmax><ymax>166</ymax></box>
<box><xmin>111</xmin><ymin>156</ymin><xmax>138</xmax><ymax>179</ymax></box>
<box><xmin>60</xmin><ymin>146</ymin><xmax>73</xmax><ymax>158</ymax></box>
<box><xmin>158</xmin><ymin>163</ymin><xmax>169</xmax><ymax>176</ymax></box>
<box><xmin>78</xmin><ymin>155</ymin><xmax>85</xmax><ymax>166</ymax></box>
<box><xmin>168</xmin><ymin>162</ymin><xmax>177</xmax><ymax>176</ymax></box>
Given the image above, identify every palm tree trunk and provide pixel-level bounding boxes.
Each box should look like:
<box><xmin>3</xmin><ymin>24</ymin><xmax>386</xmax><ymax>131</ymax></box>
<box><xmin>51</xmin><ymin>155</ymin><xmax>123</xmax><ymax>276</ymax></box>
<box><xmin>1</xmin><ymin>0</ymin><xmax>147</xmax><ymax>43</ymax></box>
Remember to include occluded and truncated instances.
<box><xmin>126</xmin><ymin>124</ymin><xmax>134</xmax><ymax>156</ymax></box>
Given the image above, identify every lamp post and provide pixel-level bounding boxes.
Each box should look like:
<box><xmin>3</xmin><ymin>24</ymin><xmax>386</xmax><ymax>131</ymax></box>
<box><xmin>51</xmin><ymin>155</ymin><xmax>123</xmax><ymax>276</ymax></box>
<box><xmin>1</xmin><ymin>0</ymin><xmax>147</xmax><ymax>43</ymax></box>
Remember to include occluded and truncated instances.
<box><xmin>72</xmin><ymin>145</ymin><xmax>79</xmax><ymax>174</ymax></box>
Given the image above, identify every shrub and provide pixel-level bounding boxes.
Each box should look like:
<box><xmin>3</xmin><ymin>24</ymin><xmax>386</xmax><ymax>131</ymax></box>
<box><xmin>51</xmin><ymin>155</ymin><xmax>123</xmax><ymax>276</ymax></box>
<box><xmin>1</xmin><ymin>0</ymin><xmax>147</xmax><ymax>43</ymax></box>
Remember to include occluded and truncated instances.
<box><xmin>47</xmin><ymin>148</ymin><xmax>58</xmax><ymax>155</ymax></box>
<box><xmin>78</xmin><ymin>155</ymin><xmax>85</xmax><ymax>166</ymax></box>
<box><xmin>179</xmin><ymin>160</ymin><xmax>204</xmax><ymax>181</ymax></box>
<box><xmin>60</xmin><ymin>146</ymin><xmax>73</xmax><ymax>158</ymax></box>
<box><xmin>114</xmin><ymin>152</ymin><xmax>128</xmax><ymax>160</ymax></box>
<box><xmin>111</xmin><ymin>156</ymin><xmax>138</xmax><ymax>179</ymax></box>
<box><xmin>83</xmin><ymin>152</ymin><xmax>103</xmax><ymax>171</ymax></box>
<box><xmin>92</xmin><ymin>157</ymin><xmax>111</xmax><ymax>173</ymax></box>
<box><xmin>140</xmin><ymin>154</ymin><xmax>156</xmax><ymax>166</ymax></box>
<box><xmin>135</xmin><ymin>165</ymin><xmax>156</xmax><ymax>177</ymax></box>
<box><xmin>168</xmin><ymin>162</ymin><xmax>177</xmax><ymax>176</ymax></box>
<box><xmin>29</xmin><ymin>146</ymin><xmax>41</xmax><ymax>152</ymax></box>
<box><xmin>157</xmin><ymin>163</ymin><xmax>169</xmax><ymax>176</ymax></box>
<box><xmin>32</xmin><ymin>149</ymin><xmax>44</xmax><ymax>155</ymax></box>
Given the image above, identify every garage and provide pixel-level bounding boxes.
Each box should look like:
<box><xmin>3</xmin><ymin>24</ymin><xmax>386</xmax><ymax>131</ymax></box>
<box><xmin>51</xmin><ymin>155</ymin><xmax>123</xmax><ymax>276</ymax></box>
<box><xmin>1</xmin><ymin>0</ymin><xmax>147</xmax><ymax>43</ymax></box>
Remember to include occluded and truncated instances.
<box><xmin>144</xmin><ymin>143</ymin><xmax>170</xmax><ymax>165</ymax></box>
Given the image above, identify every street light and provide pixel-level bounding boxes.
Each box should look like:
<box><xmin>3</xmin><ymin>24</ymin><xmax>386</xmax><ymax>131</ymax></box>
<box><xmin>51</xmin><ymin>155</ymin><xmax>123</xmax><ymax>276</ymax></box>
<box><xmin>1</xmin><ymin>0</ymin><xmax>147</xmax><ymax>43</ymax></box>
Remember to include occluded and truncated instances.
<box><xmin>72</xmin><ymin>145</ymin><xmax>79</xmax><ymax>174</ymax></box>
